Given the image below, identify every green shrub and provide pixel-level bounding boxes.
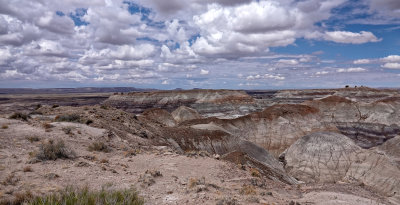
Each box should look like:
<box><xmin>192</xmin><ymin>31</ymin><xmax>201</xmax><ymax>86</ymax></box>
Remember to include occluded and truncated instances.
<box><xmin>2</xmin><ymin>187</ymin><xmax>144</xmax><ymax>205</ymax></box>
<box><xmin>9</xmin><ymin>112</ymin><xmax>30</xmax><ymax>121</ymax></box>
<box><xmin>55</xmin><ymin>114</ymin><xmax>81</xmax><ymax>123</ymax></box>
<box><xmin>36</xmin><ymin>140</ymin><xmax>76</xmax><ymax>161</ymax></box>
<box><xmin>88</xmin><ymin>142</ymin><xmax>110</xmax><ymax>153</ymax></box>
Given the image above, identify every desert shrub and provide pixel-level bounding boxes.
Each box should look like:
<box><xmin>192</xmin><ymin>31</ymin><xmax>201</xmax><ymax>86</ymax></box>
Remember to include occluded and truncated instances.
<box><xmin>23</xmin><ymin>166</ymin><xmax>33</xmax><ymax>172</ymax></box>
<box><xmin>35</xmin><ymin>104</ymin><xmax>42</xmax><ymax>110</ymax></box>
<box><xmin>52</xmin><ymin>104</ymin><xmax>59</xmax><ymax>108</ymax></box>
<box><xmin>216</xmin><ymin>197</ymin><xmax>238</xmax><ymax>205</ymax></box>
<box><xmin>240</xmin><ymin>185</ymin><xmax>256</xmax><ymax>195</ymax></box>
<box><xmin>3</xmin><ymin>187</ymin><xmax>144</xmax><ymax>205</ymax></box>
<box><xmin>2</xmin><ymin>173</ymin><xmax>20</xmax><ymax>186</ymax></box>
<box><xmin>100</xmin><ymin>158</ymin><xmax>109</xmax><ymax>163</ymax></box>
<box><xmin>26</xmin><ymin>136</ymin><xmax>40</xmax><ymax>143</ymax></box>
<box><xmin>1</xmin><ymin>124</ymin><xmax>8</xmax><ymax>129</ymax></box>
<box><xmin>250</xmin><ymin>168</ymin><xmax>261</xmax><ymax>178</ymax></box>
<box><xmin>9</xmin><ymin>112</ymin><xmax>30</xmax><ymax>121</ymax></box>
<box><xmin>88</xmin><ymin>142</ymin><xmax>110</xmax><ymax>153</ymax></box>
<box><xmin>42</xmin><ymin>123</ymin><xmax>53</xmax><ymax>129</ymax></box>
<box><xmin>62</xmin><ymin>127</ymin><xmax>73</xmax><ymax>135</ymax></box>
<box><xmin>35</xmin><ymin>140</ymin><xmax>76</xmax><ymax>161</ymax></box>
<box><xmin>188</xmin><ymin>177</ymin><xmax>205</xmax><ymax>189</ymax></box>
<box><xmin>30</xmin><ymin>110</ymin><xmax>43</xmax><ymax>115</ymax></box>
<box><xmin>85</xmin><ymin>119</ymin><xmax>94</xmax><ymax>125</ymax></box>
<box><xmin>55</xmin><ymin>114</ymin><xmax>81</xmax><ymax>123</ymax></box>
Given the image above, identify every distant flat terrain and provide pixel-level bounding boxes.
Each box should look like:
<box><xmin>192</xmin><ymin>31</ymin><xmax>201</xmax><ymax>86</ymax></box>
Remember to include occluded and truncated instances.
<box><xmin>0</xmin><ymin>93</ymin><xmax>112</xmax><ymax>114</ymax></box>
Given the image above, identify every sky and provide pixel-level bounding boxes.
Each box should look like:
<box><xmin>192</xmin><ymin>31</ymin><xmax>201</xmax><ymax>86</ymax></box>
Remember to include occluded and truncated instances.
<box><xmin>0</xmin><ymin>0</ymin><xmax>400</xmax><ymax>89</ymax></box>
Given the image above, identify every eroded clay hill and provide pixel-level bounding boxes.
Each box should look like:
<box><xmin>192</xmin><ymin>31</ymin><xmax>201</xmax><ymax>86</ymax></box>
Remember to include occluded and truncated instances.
<box><xmin>283</xmin><ymin>132</ymin><xmax>400</xmax><ymax>204</ymax></box>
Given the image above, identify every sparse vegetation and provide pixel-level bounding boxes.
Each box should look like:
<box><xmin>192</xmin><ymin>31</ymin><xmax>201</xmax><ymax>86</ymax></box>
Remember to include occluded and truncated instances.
<box><xmin>55</xmin><ymin>114</ymin><xmax>81</xmax><ymax>123</ymax></box>
<box><xmin>240</xmin><ymin>185</ymin><xmax>256</xmax><ymax>195</ymax></box>
<box><xmin>30</xmin><ymin>110</ymin><xmax>43</xmax><ymax>115</ymax></box>
<box><xmin>216</xmin><ymin>197</ymin><xmax>238</xmax><ymax>205</ymax></box>
<box><xmin>188</xmin><ymin>177</ymin><xmax>205</xmax><ymax>189</ymax></box>
<box><xmin>23</xmin><ymin>166</ymin><xmax>33</xmax><ymax>172</ymax></box>
<box><xmin>62</xmin><ymin>127</ymin><xmax>73</xmax><ymax>135</ymax></box>
<box><xmin>9</xmin><ymin>112</ymin><xmax>30</xmax><ymax>121</ymax></box>
<box><xmin>42</xmin><ymin>122</ymin><xmax>53</xmax><ymax>130</ymax></box>
<box><xmin>145</xmin><ymin>170</ymin><xmax>162</xmax><ymax>177</ymax></box>
<box><xmin>85</xmin><ymin>119</ymin><xmax>94</xmax><ymax>125</ymax></box>
<box><xmin>138</xmin><ymin>170</ymin><xmax>162</xmax><ymax>187</ymax></box>
<box><xmin>100</xmin><ymin>105</ymin><xmax>109</xmax><ymax>110</ymax></box>
<box><xmin>35</xmin><ymin>104</ymin><xmax>42</xmax><ymax>110</ymax></box>
<box><xmin>35</xmin><ymin>139</ymin><xmax>76</xmax><ymax>161</ymax></box>
<box><xmin>2</xmin><ymin>187</ymin><xmax>144</xmax><ymax>205</ymax></box>
<box><xmin>1</xmin><ymin>124</ymin><xmax>8</xmax><ymax>129</ymax></box>
<box><xmin>100</xmin><ymin>158</ymin><xmax>109</xmax><ymax>163</ymax></box>
<box><xmin>88</xmin><ymin>142</ymin><xmax>110</xmax><ymax>153</ymax></box>
<box><xmin>52</xmin><ymin>104</ymin><xmax>59</xmax><ymax>108</ymax></box>
<box><xmin>27</xmin><ymin>136</ymin><xmax>40</xmax><ymax>143</ymax></box>
<box><xmin>2</xmin><ymin>173</ymin><xmax>20</xmax><ymax>186</ymax></box>
<box><xmin>250</xmin><ymin>168</ymin><xmax>261</xmax><ymax>178</ymax></box>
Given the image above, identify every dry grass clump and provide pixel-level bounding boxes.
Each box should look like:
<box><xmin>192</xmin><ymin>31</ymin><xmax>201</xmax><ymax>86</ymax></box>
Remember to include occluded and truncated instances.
<box><xmin>23</xmin><ymin>166</ymin><xmax>33</xmax><ymax>172</ymax></box>
<box><xmin>42</xmin><ymin>122</ymin><xmax>53</xmax><ymax>130</ymax></box>
<box><xmin>2</xmin><ymin>173</ymin><xmax>20</xmax><ymax>186</ymax></box>
<box><xmin>26</xmin><ymin>136</ymin><xmax>40</xmax><ymax>143</ymax></box>
<box><xmin>250</xmin><ymin>168</ymin><xmax>261</xmax><ymax>178</ymax></box>
<box><xmin>88</xmin><ymin>142</ymin><xmax>110</xmax><ymax>153</ymax></box>
<box><xmin>216</xmin><ymin>197</ymin><xmax>239</xmax><ymax>205</ymax></box>
<box><xmin>240</xmin><ymin>185</ymin><xmax>256</xmax><ymax>195</ymax></box>
<box><xmin>55</xmin><ymin>114</ymin><xmax>81</xmax><ymax>123</ymax></box>
<box><xmin>1</xmin><ymin>124</ymin><xmax>8</xmax><ymax>129</ymax></box>
<box><xmin>100</xmin><ymin>158</ymin><xmax>109</xmax><ymax>164</ymax></box>
<box><xmin>188</xmin><ymin>177</ymin><xmax>205</xmax><ymax>189</ymax></box>
<box><xmin>85</xmin><ymin>119</ymin><xmax>94</xmax><ymax>125</ymax></box>
<box><xmin>35</xmin><ymin>139</ymin><xmax>76</xmax><ymax>161</ymax></box>
<box><xmin>9</xmin><ymin>112</ymin><xmax>30</xmax><ymax>121</ymax></box>
<box><xmin>2</xmin><ymin>187</ymin><xmax>144</xmax><ymax>205</ymax></box>
<box><xmin>62</xmin><ymin>127</ymin><xmax>73</xmax><ymax>135</ymax></box>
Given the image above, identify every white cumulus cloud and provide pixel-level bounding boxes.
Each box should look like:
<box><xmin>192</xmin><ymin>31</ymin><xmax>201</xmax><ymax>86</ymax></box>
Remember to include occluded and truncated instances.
<box><xmin>337</xmin><ymin>67</ymin><xmax>367</xmax><ymax>73</ymax></box>
<box><xmin>324</xmin><ymin>31</ymin><xmax>381</xmax><ymax>44</ymax></box>
<box><xmin>200</xmin><ymin>69</ymin><xmax>209</xmax><ymax>75</ymax></box>
<box><xmin>353</xmin><ymin>59</ymin><xmax>371</xmax><ymax>64</ymax></box>
<box><xmin>382</xmin><ymin>63</ymin><xmax>400</xmax><ymax>69</ymax></box>
<box><xmin>381</xmin><ymin>55</ymin><xmax>400</xmax><ymax>62</ymax></box>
